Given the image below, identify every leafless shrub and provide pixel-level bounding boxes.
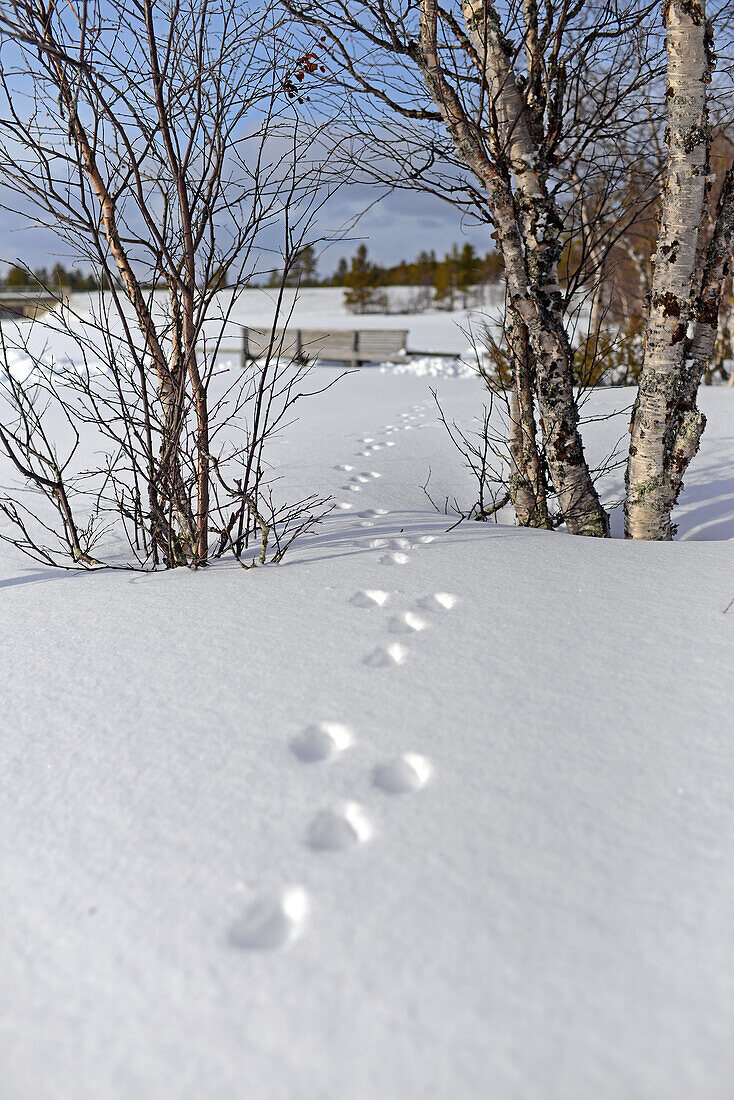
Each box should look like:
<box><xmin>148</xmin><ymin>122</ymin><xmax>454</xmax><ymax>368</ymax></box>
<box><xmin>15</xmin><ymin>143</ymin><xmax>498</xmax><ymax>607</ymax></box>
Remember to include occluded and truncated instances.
<box><xmin>0</xmin><ymin>0</ymin><xmax>345</xmax><ymax>570</ymax></box>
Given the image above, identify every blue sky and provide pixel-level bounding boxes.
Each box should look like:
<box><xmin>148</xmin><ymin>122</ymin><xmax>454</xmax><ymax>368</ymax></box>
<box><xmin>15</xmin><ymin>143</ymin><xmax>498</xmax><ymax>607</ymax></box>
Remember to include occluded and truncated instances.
<box><xmin>0</xmin><ymin>1</ymin><xmax>495</xmax><ymax>283</ymax></box>
<box><xmin>314</xmin><ymin>187</ymin><xmax>492</xmax><ymax>274</ymax></box>
<box><xmin>0</xmin><ymin>184</ymin><xmax>493</xmax><ymax>282</ymax></box>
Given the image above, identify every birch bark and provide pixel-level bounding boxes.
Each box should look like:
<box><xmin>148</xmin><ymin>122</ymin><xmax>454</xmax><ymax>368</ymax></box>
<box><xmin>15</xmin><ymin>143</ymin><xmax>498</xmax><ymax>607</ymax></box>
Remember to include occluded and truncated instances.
<box><xmin>507</xmin><ymin>315</ymin><xmax>550</xmax><ymax>527</ymax></box>
<box><xmin>667</xmin><ymin>168</ymin><xmax>734</xmax><ymax>488</ymax></box>
<box><xmin>625</xmin><ymin>0</ymin><xmax>712</xmax><ymax>539</ymax></box>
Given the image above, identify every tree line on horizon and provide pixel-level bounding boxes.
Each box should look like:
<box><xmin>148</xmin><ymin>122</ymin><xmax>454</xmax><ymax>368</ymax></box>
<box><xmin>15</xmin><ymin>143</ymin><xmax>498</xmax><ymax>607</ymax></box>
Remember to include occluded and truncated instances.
<box><xmin>267</xmin><ymin>241</ymin><xmax>505</xmax><ymax>310</ymax></box>
<box><xmin>0</xmin><ymin>263</ymin><xmax>98</xmax><ymax>292</ymax></box>
<box><xmin>2</xmin><ymin>242</ymin><xmax>504</xmax><ymax>312</ymax></box>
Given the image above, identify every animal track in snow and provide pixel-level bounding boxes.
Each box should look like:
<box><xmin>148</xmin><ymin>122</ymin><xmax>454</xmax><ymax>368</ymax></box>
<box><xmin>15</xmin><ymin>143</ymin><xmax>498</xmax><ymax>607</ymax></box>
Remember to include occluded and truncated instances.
<box><xmin>335</xmin><ymin>501</ymin><xmax>354</xmax><ymax>511</ymax></box>
<box><xmin>291</xmin><ymin>721</ymin><xmax>353</xmax><ymax>763</ymax></box>
<box><xmin>360</xmin><ymin>508</ymin><xmax>389</xmax><ymax>518</ymax></box>
<box><xmin>373</xmin><ymin>753</ymin><xmax>432</xmax><ymax>795</ymax></box>
<box><xmin>351</xmin><ymin>471</ymin><xmax>381</xmax><ymax>482</ymax></box>
<box><xmin>388</xmin><ymin>611</ymin><xmax>427</xmax><ymax>634</ymax></box>
<box><xmin>384</xmin><ymin>441</ymin><xmax>396</xmax><ymax>448</ymax></box>
<box><xmin>350</xmin><ymin>589</ymin><xmax>390</xmax><ymax>608</ymax></box>
<box><xmin>380</xmin><ymin>552</ymin><xmax>410</xmax><ymax>566</ymax></box>
<box><xmin>335</xmin><ymin>464</ymin><xmax>354</xmax><ymax>472</ymax></box>
<box><xmin>343</xmin><ymin>484</ymin><xmax>362</xmax><ymax>492</ymax></box>
<box><xmin>367</xmin><ymin>538</ymin><xmax>388</xmax><ymax>549</ymax></box>
<box><xmin>417</xmin><ymin>592</ymin><xmax>457</xmax><ymax>612</ymax></box>
<box><xmin>417</xmin><ymin>535</ymin><xmax>435</xmax><ymax>544</ymax></box>
<box><xmin>228</xmin><ymin>886</ymin><xmax>308</xmax><ymax>951</ymax></box>
<box><xmin>364</xmin><ymin>643</ymin><xmax>408</xmax><ymax>667</ymax></box>
<box><xmin>306</xmin><ymin>802</ymin><xmax>372</xmax><ymax>851</ymax></box>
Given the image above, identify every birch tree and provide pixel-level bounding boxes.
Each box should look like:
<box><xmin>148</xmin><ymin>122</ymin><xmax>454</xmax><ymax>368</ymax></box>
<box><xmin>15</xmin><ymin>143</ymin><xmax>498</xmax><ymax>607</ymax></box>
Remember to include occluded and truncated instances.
<box><xmin>625</xmin><ymin>0</ymin><xmax>734</xmax><ymax>539</ymax></box>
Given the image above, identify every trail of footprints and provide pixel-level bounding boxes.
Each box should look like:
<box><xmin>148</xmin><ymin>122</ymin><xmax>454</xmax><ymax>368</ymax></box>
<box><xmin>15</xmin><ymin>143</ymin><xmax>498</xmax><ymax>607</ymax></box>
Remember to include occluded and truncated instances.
<box><xmin>231</xmin><ymin>588</ymin><xmax>455</xmax><ymax>952</ymax></box>
<box><xmin>229</xmin><ymin>719</ymin><xmax>437</xmax><ymax>951</ymax></box>
<box><xmin>334</xmin><ymin>403</ymin><xmax>428</xmax><ymax>513</ymax></box>
<box><xmin>230</xmin><ymin>403</ymin><xmax>455</xmax><ymax>951</ymax></box>
<box><xmin>361</xmin><ymin>587</ymin><xmax>456</xmax><ymax>668</ymax></box>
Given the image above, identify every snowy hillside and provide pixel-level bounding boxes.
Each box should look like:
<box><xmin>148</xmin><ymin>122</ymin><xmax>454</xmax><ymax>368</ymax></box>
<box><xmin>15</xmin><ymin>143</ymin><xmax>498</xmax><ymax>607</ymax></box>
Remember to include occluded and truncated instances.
<box><xmin>1</xmin><ymin>345</ymin><xmax>733</xmax><ymax>1098</ymax></box>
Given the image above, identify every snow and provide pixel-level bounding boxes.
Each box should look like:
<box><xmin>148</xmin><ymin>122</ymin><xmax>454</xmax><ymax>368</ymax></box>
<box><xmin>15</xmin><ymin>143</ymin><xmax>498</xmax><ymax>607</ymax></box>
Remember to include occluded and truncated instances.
<box><xmin>200</xmin><ymin>285</ymin><xmax>504</xmax><ymax>354</ymax></box>
<box><xmin>0</xmin><ymin>285</ymin><xmax>504</xmax><ymax>365</ymax></box>
<box><xmin>1</xmin><ymin>299</ymin><xmax>734</xmax><ymax>1098</ymax></box>
<box><xmin>385</xmin><ymin>354</ymin><xmax>479</xmax><ymax>377</ymax></box>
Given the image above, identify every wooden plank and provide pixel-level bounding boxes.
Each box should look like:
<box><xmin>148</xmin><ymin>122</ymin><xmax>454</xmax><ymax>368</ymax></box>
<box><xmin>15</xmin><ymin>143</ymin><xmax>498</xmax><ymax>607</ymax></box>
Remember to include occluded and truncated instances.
<box><xmin>356</xmin><ymin>329</ymin><xmax>408</xmax><ymax>356</ymax></box>
<box><xmin>301</xmin><ymin>331</ymin><xmax>356</xmax><ymax>355</ymax></box>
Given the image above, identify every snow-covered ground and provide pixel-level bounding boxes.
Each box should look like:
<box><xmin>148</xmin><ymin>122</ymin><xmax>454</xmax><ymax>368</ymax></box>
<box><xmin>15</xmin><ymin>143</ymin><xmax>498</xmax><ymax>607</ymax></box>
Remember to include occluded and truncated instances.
<box><xmin>1</xmin><ymin>284</ymin><xmax>506</xmax><ymax>364</ymax></box>
<box><xmin>1</xmin><ymin>294</ymin><xmax>734</xmax><ymax>1099</ymax></box>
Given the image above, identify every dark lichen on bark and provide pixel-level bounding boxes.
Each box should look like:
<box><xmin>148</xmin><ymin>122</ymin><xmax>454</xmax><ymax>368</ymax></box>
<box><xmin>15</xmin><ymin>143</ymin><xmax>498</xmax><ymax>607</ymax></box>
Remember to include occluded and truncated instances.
<box><xmin>653</xmin><ymin>291</ymin><xmax>682</xmax><ymax>317</ymax></box>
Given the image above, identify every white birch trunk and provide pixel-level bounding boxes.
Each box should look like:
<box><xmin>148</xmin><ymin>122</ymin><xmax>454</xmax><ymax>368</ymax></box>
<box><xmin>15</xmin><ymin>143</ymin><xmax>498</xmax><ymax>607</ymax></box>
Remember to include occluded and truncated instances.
<box><xmin>668</xmin><ymin>168</ymin><xmax>734</xmax><ymax>483</ymax></box>
<box><xmin>625</xmin><ymin>0</ymin><xmax>712</xmax><ymax>539</ymax></box>
<box><xmin>506</xmin><ymin>314</ymin><xmax>550</xmax><ymax>527</ymax></box>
